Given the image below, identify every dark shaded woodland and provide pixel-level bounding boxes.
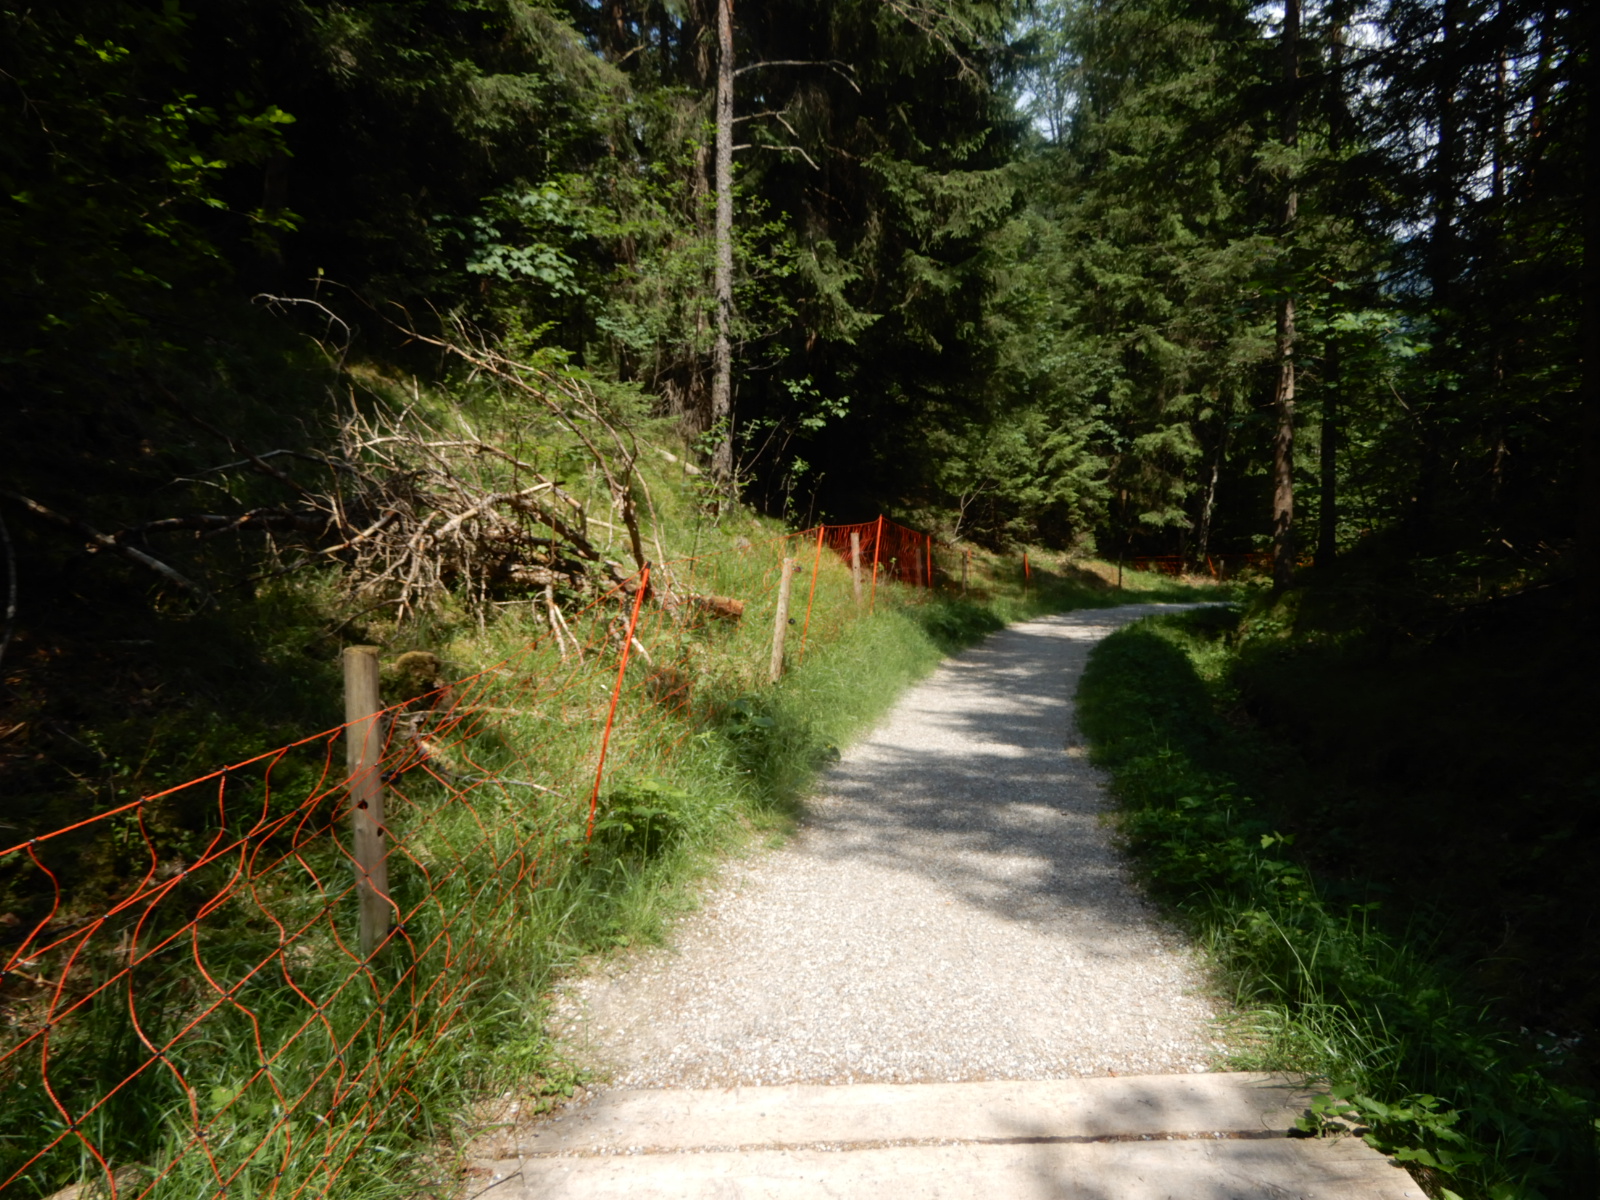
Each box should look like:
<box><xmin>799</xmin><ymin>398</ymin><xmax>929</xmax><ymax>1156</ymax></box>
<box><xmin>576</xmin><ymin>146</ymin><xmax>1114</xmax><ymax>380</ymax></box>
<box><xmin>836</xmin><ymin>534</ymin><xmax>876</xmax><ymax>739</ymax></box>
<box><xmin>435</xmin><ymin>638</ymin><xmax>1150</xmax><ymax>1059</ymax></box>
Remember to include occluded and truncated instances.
<box><xmin>0</xmin><ymin>0</ymin><xmax>1593</xmax><ymax>1194</ymax></box>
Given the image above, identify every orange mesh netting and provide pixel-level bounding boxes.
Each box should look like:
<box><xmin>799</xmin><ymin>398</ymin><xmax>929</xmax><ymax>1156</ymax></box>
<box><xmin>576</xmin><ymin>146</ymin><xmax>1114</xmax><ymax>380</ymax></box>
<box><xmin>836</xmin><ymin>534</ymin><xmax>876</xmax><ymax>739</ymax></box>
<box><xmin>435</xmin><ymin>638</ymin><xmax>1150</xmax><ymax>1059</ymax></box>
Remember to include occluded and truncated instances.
<box><xmin>0</xmin><ymin>517</ymin><xmax>941</xmax><ymax>1200</ymax></box>
<box><xmin>818</xmin><ymin>517</ymin><xmax>935</xmax><ymax>602</ymax></box>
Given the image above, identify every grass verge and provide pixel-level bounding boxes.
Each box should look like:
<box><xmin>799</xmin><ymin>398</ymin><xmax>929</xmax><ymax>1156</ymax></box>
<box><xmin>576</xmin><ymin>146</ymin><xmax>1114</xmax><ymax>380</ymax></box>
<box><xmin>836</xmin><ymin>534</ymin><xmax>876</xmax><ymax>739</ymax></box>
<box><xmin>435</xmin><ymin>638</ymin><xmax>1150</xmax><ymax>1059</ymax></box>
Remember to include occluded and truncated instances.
<box><xmin>1076</xmin><ymin>606</ymin><xmax>1597</xmax><ymax>1200</ymax></box>
<box><xmin>0</xmin><ymin>497</ymin><xmax>1224</xmax><ymax>1199</ymax></box>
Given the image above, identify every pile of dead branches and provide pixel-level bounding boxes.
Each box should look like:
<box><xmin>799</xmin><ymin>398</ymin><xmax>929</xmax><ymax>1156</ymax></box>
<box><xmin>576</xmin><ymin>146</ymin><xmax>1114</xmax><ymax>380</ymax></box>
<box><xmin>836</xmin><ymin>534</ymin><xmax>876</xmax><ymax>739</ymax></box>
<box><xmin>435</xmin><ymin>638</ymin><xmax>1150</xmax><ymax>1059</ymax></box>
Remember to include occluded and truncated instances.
<box><xmin>324</xmin><ymin>401</ymin><xmax>625</xmax><ymax>622</ymax></box>
<box><xmin>3</xmin><ymin>327</ymin><xmax>668</xmax><ymax>633</ymax></box>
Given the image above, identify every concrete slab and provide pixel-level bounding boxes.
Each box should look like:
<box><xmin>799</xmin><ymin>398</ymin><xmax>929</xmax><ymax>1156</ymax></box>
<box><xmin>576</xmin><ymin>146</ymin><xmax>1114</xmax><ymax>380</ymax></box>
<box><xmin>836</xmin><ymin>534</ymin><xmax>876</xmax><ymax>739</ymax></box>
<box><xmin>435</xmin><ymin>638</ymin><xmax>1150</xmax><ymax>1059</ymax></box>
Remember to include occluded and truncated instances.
<box><xmin>509</xmin><ymin>1074</ymin><xmax>1311</xmax><ymax>1154</ymax></box>
<box><xmin>465</xmin><ymin>1074</ymin><xmax>1423</xmax><ymax>1199</ymax></box>
<box><xmin>486</xmin><ymin>1137</ymin><xmax>1422</xmax><ymax>1199</ymax></box>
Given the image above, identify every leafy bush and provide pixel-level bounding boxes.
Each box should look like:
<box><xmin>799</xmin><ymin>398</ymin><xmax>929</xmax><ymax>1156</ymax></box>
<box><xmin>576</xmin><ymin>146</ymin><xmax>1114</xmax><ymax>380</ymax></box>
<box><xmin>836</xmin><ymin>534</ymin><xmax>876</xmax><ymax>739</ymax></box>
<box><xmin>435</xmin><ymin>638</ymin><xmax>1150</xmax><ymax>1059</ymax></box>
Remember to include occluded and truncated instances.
<box><xmin>593</xmin><ymin>779</ymin><xmax>694</xmax><ymax>860</ymax></box>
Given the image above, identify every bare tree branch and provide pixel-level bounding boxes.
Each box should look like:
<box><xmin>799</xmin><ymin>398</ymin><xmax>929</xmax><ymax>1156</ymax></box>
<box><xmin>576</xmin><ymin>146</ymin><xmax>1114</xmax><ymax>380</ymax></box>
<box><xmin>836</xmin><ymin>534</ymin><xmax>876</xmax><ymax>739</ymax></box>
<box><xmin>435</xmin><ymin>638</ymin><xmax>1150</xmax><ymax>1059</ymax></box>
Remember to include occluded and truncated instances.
<box><xmin>734</xmin><ymin>142</ymin><xmax>821</xmax><ymax>170</ymax></box>
<box><xmin>733</xmin><ymin>59</ymin><xmax>863</xmax><ymax>93</ymax></box>
<box><xmin>382</xmin><ymin>307</ymin><xmax>653</xmax><ymax>576</ymax></box>
<box><xmin>878</xmin><ymin>1</ymin><xmax>985</xmax><ymax>82</ymax></box>
<box><xmin>251</xmin><ymin>293</ymin><xmax>355</xmax><ymax>364</ymax></box>
<box><xmin>158</xmin><ymin>390</ymin><xmax>322</xmax><ymax>507</ymax></box>
<box><xmin>2</xmin><ymin>492</ymin><xmax>213</xmax><ymax>605</ymax></box>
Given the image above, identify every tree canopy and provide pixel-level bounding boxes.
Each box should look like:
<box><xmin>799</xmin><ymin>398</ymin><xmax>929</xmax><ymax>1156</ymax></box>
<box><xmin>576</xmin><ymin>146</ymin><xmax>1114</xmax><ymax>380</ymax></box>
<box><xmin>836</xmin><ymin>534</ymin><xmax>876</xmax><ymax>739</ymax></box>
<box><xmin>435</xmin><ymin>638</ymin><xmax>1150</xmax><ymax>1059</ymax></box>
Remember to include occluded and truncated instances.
<box><xmin>3</xmin><ymin>0</ymin><xmax>1586</xmax><ymax>583</ymax></box>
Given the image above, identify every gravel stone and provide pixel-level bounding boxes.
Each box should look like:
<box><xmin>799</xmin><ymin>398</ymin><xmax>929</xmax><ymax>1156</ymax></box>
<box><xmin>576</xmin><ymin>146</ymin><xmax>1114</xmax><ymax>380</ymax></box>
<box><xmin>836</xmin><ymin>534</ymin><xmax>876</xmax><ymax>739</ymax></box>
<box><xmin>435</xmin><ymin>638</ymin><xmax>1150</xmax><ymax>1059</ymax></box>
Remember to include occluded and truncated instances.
<box><xmin>552</xmin><ymin>605</ymin><xmax>1222</xmax><ymax>1088</ymax></box>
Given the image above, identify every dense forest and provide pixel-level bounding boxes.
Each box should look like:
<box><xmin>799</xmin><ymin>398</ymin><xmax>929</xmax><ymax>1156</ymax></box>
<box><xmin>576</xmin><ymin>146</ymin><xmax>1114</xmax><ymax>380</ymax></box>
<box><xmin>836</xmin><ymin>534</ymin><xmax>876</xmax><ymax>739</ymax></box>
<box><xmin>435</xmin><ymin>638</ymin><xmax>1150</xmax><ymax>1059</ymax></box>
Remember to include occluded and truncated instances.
<box><xmin>2</xmin><ymin>0</ymin><xmax>1589</xmax><ymax>563</ymax></box>
<box><xmin>0</xmin><ymin>0</ymin><xmax>1593</xmax><ymax>1196</ymax></box>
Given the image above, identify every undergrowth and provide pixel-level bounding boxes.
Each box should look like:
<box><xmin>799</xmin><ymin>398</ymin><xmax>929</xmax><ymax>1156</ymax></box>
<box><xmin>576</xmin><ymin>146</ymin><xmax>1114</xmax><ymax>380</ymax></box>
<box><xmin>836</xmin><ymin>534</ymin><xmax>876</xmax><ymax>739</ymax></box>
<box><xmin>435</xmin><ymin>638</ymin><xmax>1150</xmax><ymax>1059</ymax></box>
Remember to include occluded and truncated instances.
<box><xmin>0</xmin><ymin>368</ymin><xmax>1224</xmax><ymax>1200</ymax></box>
<box><xmin>1077</xmin><ymin>606</ymin><xmax>1598</xmax><ymax>1200</ymax></box>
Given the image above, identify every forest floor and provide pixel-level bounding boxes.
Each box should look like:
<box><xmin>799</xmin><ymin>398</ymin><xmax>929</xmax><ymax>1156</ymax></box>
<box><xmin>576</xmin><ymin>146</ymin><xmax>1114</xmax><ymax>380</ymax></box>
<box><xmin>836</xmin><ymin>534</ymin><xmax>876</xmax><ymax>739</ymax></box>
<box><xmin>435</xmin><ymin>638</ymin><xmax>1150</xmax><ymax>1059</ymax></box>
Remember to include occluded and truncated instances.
<box><xmin>460</xmin><ymin>605</ymin><xmax>1420</xmax><ymax>1197</ymax></box>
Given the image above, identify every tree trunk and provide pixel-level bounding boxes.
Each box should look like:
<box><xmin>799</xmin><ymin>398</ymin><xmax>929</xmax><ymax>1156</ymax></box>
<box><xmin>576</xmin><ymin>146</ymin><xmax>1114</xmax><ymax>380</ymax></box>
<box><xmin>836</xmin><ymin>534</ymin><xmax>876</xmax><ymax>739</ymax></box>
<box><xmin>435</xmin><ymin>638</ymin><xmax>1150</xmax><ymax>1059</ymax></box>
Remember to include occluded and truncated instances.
<box><xmin>1318</xmin><ymin>340</ymin><xmax>1339</xmax><ymax>566</ymax></box>
<box><xmin>1492</xmin><ymin>36</ymin><xmax>1507</xmax><ymax>202</ymax></box>
<box><xmin>655</xmin><ymin>1</ymin><xmax>716</xmax><ymax>443</ymax></box>
<box><xmin>1582</xmin><ymin>0</ymin><xmax>1600</xmax><ymax>614</ymax></box>
<box><xmin>1524</xmin><ymin>0</ymin><xmax>1557</xmax><ymax>192</ymax></box>
<box><xmin>710</xmin><ymin>0</ymin><xmax>736</xmax><ymax>487</ymax></box>
<box><xmin>1272</xmin><ymin>295</ymin><xmax>1297</xmax><ymax>590</ymax></box>
<box><xmin>1271</xmin><ymin>0</ymin><xmax>1300</xmax><ymax>591</ymax></box>
<box><xmin>1317</xmin><ymin>11</ymin><xmax>1349</xmax><ymax>570</ymax></box>
<box><xmin>1196</xmin><ymin>399</ymin><xmax>1230</xmax><ymax>565</ymax></box>
<box><xmin>1430</xmin><ymin>0</ymin><xmax>1460</xmax><ymax>306</ymax></box>
<box><xmin>599</xmin><ymin>0</ymin><xmax>629</xmax><ymax>61</ymax></box>
<box><xmin>1413</xmin><ymin>0</ymin><xmax>1461</xmax><ymax>541</ymax></box>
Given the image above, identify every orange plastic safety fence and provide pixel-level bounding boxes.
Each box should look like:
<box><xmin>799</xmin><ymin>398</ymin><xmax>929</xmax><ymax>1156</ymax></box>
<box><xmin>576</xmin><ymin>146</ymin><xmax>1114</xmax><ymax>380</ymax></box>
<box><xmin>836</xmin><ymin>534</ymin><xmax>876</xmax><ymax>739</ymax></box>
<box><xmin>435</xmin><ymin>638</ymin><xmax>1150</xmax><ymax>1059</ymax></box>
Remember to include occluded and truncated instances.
<box><xmin>817</xmin><ymin>516</ymin><xmax>935</xmax><ymax>592</ymax></box>
<box><xmin>1128</xmin><ymin>552</ymin><xmax>1277</xmax><ymax>579</ymax></box>
<box><xmin>0</xmin><ymin>518</ymin><xmax>939</xmax><ymax>1200</ymax></box>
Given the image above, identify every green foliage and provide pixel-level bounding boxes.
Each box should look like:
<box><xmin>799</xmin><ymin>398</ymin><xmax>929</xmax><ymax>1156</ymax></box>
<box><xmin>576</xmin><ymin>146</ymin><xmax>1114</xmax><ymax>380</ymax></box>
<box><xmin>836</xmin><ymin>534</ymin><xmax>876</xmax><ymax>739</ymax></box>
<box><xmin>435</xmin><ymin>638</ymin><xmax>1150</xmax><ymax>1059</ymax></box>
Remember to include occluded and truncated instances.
<box><xmin>5</xmin><ymin>454</ymin><xmax>1172</xmax><ymax>1196</ymax></box>
<box><xmin>1224</xmin><ymin>575</ymin><xmax>1600</xmax><ymax>1113</ymax></box>
<box><xmin>993</xmin><ymin>0</ymin><xmax>1587</xmax><ymax>582</ymax></box>
<box><xmin>1078</xmin><ymin>609</ymin><xmax>1599</xmax><ymax>1199</ymax></box>
<box><xmin>593</xmin><ymin>779</ymin><xmax>696</xmax><ymax>861</ymax></box>
<box><xmin>0</xmin><ymin>0</ymin><xmax>1588</xmax><ymax>1183</ymax></box>
<box><xmin>1</xmin><ymin>1</ymin><xmax>294</xmax><ymax>363</ymax></box>
<box><xmin>908</xmin><ymin>597</ymin><xmax>1006</xmax><ymax>652</ymax></box>
<box><xmin>3</xmin><ymin>0</ymin><xmax>1587</xmax><ymax>583</ymax></box>
<box><xmin>1300</xmin><ymin>1085</ymin><xmax>1487</xmax><ymax>1183</ymax></box>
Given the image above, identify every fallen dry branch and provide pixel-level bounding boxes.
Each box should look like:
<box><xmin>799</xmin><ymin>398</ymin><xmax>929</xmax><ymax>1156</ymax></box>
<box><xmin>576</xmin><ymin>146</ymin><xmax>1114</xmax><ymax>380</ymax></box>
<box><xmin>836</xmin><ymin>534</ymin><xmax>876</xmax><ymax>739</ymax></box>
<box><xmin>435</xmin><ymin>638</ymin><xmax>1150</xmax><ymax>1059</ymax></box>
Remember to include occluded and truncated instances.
<box><xmin>2</xmin><ymin>491</ymin><xmax>213</xmax><ymax>605</ymax></box>
<box><xmin>22</xmin><ymin>309</ymin><xmax>668</xmax><ymax>631</ymax></box>
<box><xmin>385</xmin><ymin>308</ymin><xmax>652</xmax><ymax>579</ymax></box>
<box><xmin>11</xmin><ymin>399</ymin><xmax>625</xmax><ymax>628</ymax></box>
<box><xmin>321</xmin><ymin>399</ymin><xmax>619</xmax><ymax>620</ymax></box>
<box><xmin>128</xmin><ymin>510</ymin><xmax>333</xmax><ymax>539</ymax></box>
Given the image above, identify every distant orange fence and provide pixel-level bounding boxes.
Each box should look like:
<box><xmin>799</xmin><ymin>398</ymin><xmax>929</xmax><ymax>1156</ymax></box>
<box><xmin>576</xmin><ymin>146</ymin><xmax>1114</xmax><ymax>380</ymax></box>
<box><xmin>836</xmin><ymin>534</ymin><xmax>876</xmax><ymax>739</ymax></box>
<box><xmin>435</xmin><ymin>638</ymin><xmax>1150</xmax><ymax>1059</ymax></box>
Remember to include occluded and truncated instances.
<box><xmin>1127</xmin><ymin>552</ymin><xmax>1275</xmax><ymax>579</ymax></box>
<box><xmin>818</xmin><ymin>516</ymin><xmax>936</xmax><ymax>592</ymax></box>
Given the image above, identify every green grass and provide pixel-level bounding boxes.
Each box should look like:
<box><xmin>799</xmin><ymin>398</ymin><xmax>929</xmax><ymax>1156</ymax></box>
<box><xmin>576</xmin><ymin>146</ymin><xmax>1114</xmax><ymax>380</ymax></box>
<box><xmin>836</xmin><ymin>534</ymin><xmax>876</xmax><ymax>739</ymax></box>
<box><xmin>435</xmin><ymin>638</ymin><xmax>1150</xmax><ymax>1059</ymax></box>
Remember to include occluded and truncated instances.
<box><xmin>1076</xmin><ymin>607</ymin><xmax>1598</xmax><ymax>1200</ymax></box>
<box><xmin>1</xmin><ymin>421</ymin><xmax>1232</xmax><ymax>1200</ymax></box>
<box><xmin>1224</xmin><ymin>584</ymin><xmax>1600</xmax><ymax>1074</ymax></box>
<box><xmin>0</xmin><ymin>339</ymin><xmax>1238</xmax><ymax>1198</ymax></box>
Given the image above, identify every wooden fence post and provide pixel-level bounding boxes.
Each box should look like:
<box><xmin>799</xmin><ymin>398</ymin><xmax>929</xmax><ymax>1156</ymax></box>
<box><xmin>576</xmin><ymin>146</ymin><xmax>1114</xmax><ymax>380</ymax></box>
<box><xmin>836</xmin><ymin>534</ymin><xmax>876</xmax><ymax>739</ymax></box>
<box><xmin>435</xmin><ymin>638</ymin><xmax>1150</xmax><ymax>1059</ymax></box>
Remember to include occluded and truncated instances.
<box><xmin>850</xmin><ymin>531</ymin><xmax>863</xmax><ymax>607</ymax></box>
<box><xmin>962</xmin><ymin>549</ymin><xmax>969</xmax><ymax>595</ymax></box>
<box><xmin>769</xmin><ymin>557</ymin><xmax>797</xmax><ymax>683</ymax></box>
<box><xmin>343</xmin><ymin>646</ymin><xmax>391</xmax><ymax>959</ymax></box>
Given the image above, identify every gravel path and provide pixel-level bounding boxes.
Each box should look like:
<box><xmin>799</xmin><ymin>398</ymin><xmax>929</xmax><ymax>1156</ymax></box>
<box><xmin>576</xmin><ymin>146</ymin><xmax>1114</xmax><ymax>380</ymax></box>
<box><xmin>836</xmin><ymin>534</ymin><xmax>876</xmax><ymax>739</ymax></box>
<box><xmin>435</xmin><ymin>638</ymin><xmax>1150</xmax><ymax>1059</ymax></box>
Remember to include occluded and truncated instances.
<box><xmin>551</xmin><ymin>605</ymin><xmax>1221</xmax><ymax>1088</ymax></box>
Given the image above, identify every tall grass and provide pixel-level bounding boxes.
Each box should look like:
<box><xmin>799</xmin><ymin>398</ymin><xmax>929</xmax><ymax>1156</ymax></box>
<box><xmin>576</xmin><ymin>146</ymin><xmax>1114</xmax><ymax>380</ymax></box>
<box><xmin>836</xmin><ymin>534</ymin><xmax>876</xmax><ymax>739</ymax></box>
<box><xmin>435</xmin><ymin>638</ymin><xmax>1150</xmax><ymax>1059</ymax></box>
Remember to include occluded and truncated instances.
<box><xmin>2</xmin><ymin>469</ymin><xmax>1228</xmax><ymax>1200</ymax></box>
<box><xmin>1076</xmin><ymin>608</ymin><xmax>1597</xmax><ymax>1200</ymax></box>
<box><xmin>0</xmin><ymin>340</ymin><xmax>1238</xmax><ymax>1200</ymax></box>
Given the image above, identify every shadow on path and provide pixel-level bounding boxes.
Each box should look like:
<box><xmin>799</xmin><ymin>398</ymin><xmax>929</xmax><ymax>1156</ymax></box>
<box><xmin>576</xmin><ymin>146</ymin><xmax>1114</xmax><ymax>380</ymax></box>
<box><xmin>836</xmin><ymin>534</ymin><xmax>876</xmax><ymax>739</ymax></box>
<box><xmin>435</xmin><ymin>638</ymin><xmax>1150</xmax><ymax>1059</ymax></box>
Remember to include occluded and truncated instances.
<box><xmin>802</xmin><ymin>606</ymin><xmax>1207</xmax><ymax>937</ymax></box>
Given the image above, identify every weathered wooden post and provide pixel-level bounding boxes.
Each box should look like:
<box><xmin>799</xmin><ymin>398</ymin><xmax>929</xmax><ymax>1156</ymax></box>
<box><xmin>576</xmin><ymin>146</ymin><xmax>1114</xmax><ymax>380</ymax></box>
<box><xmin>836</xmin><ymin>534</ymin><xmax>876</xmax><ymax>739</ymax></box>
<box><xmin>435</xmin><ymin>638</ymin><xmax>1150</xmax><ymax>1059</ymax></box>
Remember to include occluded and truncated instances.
<box><xmin>962</xmin><ymin>549</ymin><xmax>970</xmax><ymax>596</ymax></box>
<box><xmin>850</xmin><ymin>532</ymin><xmax>863</xmax><ymax>607</ymax></box>
<box><xmin>769</xmin><ymin>556</ymin><xmax>797</xmax><ymax>683</ymax></box>
<box><xmin>343</xmin><ymin>646</ymin><xmax>391</xmax><ymax>958</ymax></box>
